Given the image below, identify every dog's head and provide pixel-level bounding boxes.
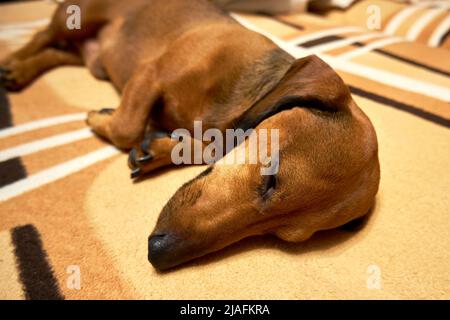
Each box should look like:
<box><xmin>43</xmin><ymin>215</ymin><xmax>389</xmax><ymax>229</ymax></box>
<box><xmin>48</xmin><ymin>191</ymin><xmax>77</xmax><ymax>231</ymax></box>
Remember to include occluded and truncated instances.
<box><xmin>148</xmin><ymin>56</ymin><xmax>380</xmax><ymax>270</ymax></box>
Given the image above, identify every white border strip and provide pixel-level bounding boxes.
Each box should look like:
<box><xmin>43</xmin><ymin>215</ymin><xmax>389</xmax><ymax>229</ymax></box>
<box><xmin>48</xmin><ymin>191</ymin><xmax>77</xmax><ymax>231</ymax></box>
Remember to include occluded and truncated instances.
<box><xmin>232</xmin><ymin>14</ymin><xmax>450</xmax><ymax>102</ymax></box>
<box><xmin>287</xmin><ymin>26</ymin><xmax>364</xmax><ymax>45</ymax></box>
<box><xmin>385</xmin><ymin>3</ymin><xmax>431</xmax><ymax>35</ymax></box>
<box><xmin>0</xmin><ymin>128</ymin><xmax>93</xmax><ymax>162</ymax></box>
<box><xmin>428</xmin><ymin>15</ymin><xmax>450</xmax><ymax>47</ymax></box>
<box><xmin>406</xmin><ymin>7</ymin><xmax>449</xmax><ymax>41</ymax></box>
<box><xmin>323</xmin><ymin>54</ymin><xmax>450</xmax><ymax>102</ymax></box>
<box><xmin>339</xmin><ymin>37</ymin><xmax>405</xmax><ymax>60</ymax></box>
<box><xmin>0</xmin><ymin>19</ymin><xmax>50</xmax><ymax>31</ymax></box>
<box><xmin>0</xmin><ymin>29</ymin><xmax>35</xmax><ymax>40</ymax></box>
<box><xmin>0</xmin><ymin>146</ymin><xmax>120</xmax><ymax>202</ymax></box>
<box><xmin>0</xmin><ymin>113</ymin><xmax>87</xmax><ymax>139</ymax></box>
<box><xmin>310</xmin><ymin>33</ymin><xmax>387</xmax><ymax>54</ymax></box>
<box><xmin>231</xmin><ymin>14</ymin><xmax>311</xmax><ymax>57</ymax></box>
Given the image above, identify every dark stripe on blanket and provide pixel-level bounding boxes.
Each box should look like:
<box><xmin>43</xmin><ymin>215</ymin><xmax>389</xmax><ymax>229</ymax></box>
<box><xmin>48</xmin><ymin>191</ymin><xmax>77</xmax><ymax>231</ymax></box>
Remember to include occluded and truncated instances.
<box><xmin>11</xmin><ymin>225</ymin><xmax>64</xmax><ymax>300</ymax></box>
<box><xmin>271</xmin><ymin>16</ymin><xmax>450</xmax><ymax>77</ymax></box>
<box><xmin>349</xmin><ymin>86</ymin><xmax>450</xmax><ymax>128</ymax></box>
<box><xmin>0</xmin><ymin>88</ymin><xmax>27</xmax><ymax>187</ymax></box>
<box><xmin>351</xmin><ymin>41</ymin><xmax>450</xmax><ymax>77</ymax></box>
<box><xmin>438</xmin><ymin>29</ymin><xmax>450</xmax><ymax>47</ymax></box>
<box><xmin>265</xmin><ymin>14</ymin><xmax>304</xmax><ymax>30</ymax></box>
<box><xmin>0</xmin><ymin>158</ymin><xmax>27</xmax><ymax>188</ymax></box>
<box><xmin>373</xmin><ymin>49</ymin><xmax>450</xmax><ymax>78</ymax></box>
<box><xmin>297</xmin><ymin>35</ymin><xmax>341</xmax><ymax>48</ymax></box>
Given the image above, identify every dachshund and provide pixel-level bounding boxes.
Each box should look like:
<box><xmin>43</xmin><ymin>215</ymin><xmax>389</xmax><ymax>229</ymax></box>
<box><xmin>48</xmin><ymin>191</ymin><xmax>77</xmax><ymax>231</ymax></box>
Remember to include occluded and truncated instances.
<box><xmin>0</xmin><ymin>0</ymin><xmax>380</xmax><ymax>270</ymax></box>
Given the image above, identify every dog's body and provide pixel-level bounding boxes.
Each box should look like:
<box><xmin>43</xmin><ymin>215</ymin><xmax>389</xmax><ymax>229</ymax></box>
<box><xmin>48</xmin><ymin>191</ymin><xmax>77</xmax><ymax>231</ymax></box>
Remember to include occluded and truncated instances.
<box><xmin>0</xmin><ymin>0</ymin><xmax>380</xmax><ymax>270</ymax></box>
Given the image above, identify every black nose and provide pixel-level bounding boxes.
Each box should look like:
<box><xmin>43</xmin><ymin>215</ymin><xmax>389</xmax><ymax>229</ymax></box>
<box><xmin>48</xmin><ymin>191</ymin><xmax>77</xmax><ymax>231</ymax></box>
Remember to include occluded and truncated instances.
<box><xmin>148</xmin><ymin>234</ymin><xmax>171</xmax><ymax>269</ymax></box>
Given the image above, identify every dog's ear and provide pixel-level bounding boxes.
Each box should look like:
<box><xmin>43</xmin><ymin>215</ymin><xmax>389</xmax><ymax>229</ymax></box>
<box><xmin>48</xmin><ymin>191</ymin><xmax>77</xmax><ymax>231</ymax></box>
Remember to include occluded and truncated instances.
<box><xmin>284</xmin><ymin>55</ymin><xmax>351</xmax><ymax>108</ymax></box>
<box><xmin>235</xmin><ymin>55</ymin><xmax>351</xmax><ymax>130</ymax></box>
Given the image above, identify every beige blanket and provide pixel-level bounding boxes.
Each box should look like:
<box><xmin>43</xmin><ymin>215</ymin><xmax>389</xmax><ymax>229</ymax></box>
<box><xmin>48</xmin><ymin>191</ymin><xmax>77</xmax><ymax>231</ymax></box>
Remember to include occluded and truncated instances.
<box><xmin>0</xmin><ymin>0</ymin><xmax>449</xmax><ymax>299</ymax></box>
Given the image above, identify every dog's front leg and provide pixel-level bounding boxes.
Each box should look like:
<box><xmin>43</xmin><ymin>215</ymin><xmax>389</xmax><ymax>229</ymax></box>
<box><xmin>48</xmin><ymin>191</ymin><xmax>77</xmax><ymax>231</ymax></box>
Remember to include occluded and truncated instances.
<box><xmin>0</xmin><ymin>48</ymin><xmax>82</xmax><ymax>91</ymax></box>
<box><xmin>87</xmin><ymin>64</ymin><xmax>161</xmax><ymax>149</ymax></box>
<box><xmin>0</xmin><ymin>30</ymin><xmax>54</xmax><ymax>68</ymax></box>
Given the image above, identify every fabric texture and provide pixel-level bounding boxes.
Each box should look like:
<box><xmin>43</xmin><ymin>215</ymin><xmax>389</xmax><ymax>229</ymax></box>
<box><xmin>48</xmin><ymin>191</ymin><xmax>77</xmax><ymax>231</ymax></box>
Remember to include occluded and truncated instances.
<box><xmin>0</xmin><ymin>0</ymin><xmax>449</xmax><ymax>299</ymax></box>
<box><xmin>214</xmin><ymin>0</ymin><xmax>309</xmax><ymax>13</ymax></box>
<box><xmin>320</xmin><ymin>0</ymin><xmax>450</xmax><ymax>49</ymax></box>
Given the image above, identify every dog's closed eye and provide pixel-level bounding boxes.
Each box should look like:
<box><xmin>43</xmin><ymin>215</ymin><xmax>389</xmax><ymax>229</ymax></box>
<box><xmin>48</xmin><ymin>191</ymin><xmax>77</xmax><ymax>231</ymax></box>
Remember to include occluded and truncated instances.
<box><xmin>259</xmin><ymin>174</ymin><xmax>277</xmax><ymax>201</ymax></box>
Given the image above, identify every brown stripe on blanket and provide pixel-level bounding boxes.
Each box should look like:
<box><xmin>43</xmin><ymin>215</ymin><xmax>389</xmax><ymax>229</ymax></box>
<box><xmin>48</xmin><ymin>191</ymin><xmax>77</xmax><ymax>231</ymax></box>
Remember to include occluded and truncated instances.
<box><xmin>4</xmin><ymin>81</ymin><xmax>87</xmax><ymax>126</ymax></box>
<box><xmin>441</xmin><ymin>30</ymin><xmax>450</xmax><ymax>49</ymax></box>
<box><xmin>0</xmin><ymin>121</ymin><xmax>87</xmax><ymax>150</ymax></box>
<box><xmin>234</xmin><ymin>14</ymin><xmax>450</xmax><ymax>125</ymax></box>
<box><xmin>0</xmin><ymin>89</ymin><xmax>12</xmax><ymax>130</ymax></box>
<box><xmin>374</xmin><ymin>41</ymin><xmax>450</xmax><ymax>74</ymax></box>
<box><xmin>11</xmin><ymin>225</ymin><xmax>64</xmax><ymax>300</ymax></box>
<box><xmin>0</xmin><ymin>158</ymin><xmax>27</xmax><ymax>188</ymax></box>
<box><xmin>349</xmin><ymin>86</ymin><xmax>450</xmax><ymax>128</ymax></box>
<box><xmin>310</xmin><ymin>0</ymin><xmax>450</xmax><ymax>49</ymax></box>
<box><xmin>297</xmin><ymin>35</ymin><xmax>342</xmax><ymax>48</ymax></box>
<box><xmin>325</xmin><ymin>44</ymin><xmax>356</xmax><ymax>56</ymax></box>
<box><xmin>370</xmin><ymin>48</ymin><xmax>450</xmax><ymax>78</ymax></box>
<box><xmin>324</xmin><ymin>36</ymin><xmax>393</xmax><ymax>56</ymax></box>
<box><xmin>273</xmin><ymin>19</ymin><xmax>450</xmax><ymax>77</ymax></box>
<box><xmin>275</xmin><ymin>12</ymin><xmax>340</xmax><ymax>30</ymax></box>
<box><xmin>392</xmin><ymin>8</ymin><xmax>430</xmax><ymax>37</ymax></box>
<box><xmin>352</xmin><ymin>53</ymin><xmax>450</xmax><ymax>88</ymax></box>
<box><xmin>339</xmin><ymin>70</ymin><xmax>450</xmax><ymax>125</ymax></box>
<box><xmin>18</xmin><ymin>136</ymin><xmax>109</xmax><ymax>176</ymax></box>
<box><xmin>0</xmin><ymin>89</ymin><xmax>27</xmax><ymax>187</ymax></box>
<box><xmin>417</xmin><ymin>11</ymin><xmax>448</xmax><ymax>44</ymax></box>
<box><xmin>0</xmin><ymin>157</ymin><xmax>132</xmax><ymax>299</ymax></box>
<box><xmin>322</xmin><ymin>38</ymin><xmax>450</xmax><ymax>77</ymax></box>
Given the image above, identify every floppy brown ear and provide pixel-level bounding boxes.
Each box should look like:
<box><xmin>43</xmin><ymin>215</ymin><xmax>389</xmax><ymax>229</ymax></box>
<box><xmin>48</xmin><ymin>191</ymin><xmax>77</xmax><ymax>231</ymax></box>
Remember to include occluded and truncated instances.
<box><xmin>235</xmin><ymin>55</ymin><xmax>351</xmax><ymax>130</ymax></box>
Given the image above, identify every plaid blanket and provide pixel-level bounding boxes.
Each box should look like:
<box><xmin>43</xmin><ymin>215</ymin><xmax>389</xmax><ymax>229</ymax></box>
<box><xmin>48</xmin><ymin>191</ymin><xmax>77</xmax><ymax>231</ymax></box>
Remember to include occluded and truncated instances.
<box><xmin>0</xmin><ymin>0</ymin><xmax>449</xmax><ymax>299</ymax></box>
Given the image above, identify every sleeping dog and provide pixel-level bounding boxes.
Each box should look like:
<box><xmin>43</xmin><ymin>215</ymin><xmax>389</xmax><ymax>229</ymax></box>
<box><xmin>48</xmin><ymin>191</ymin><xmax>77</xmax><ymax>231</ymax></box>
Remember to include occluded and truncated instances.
<box><xmin>0</xmin><ymin>0</ymin><xmax>380</xmax><ymax>270</ymax></box>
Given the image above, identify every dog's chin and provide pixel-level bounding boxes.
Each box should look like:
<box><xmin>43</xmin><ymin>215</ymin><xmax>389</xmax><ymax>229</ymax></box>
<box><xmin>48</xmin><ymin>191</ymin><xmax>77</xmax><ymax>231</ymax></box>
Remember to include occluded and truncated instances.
<box><xmin>147</xmin><ymin>252</ymin><xmax>184</xmax><ymax>271</ymax></box>
<box><xmin>147</xmin><ymin>232</ymin><xmax>239</xmax><ymax>271</ymax></box>
<box><xmin>148</xmin><ymin>245</ymin><xmax>207</xmax><ymax>271</ymax></box>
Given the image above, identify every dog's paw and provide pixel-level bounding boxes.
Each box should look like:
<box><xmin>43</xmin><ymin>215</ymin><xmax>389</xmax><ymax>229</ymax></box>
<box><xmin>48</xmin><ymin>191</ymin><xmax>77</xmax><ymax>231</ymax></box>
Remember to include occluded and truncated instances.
<box><xmin>98</xmin><ymin>108</ymin><xmax>115</xmax><ymax>115</ymax></box>
<box><xmin>0</xmin><ymin>66</ymin><xmax>19</xmax><ymax>92</ymax></box>
<box><xmin>128</xmin><ymin>131</ymin><xmax>169</xmax><ymax>179</ymax></box>
<box><xmin>86</xmin><ymin>108</ymin><xmax>116</xmax><ymax>139</ymax></box>
<box><xmin>86</xmin><ymin>108</ymin><xmax>114</xmax><ymax>126</ymax></box>
<box><xmin>0</xmin><ymin>61</ymin><xmax>30</xmax><ymax>92</ymax></box>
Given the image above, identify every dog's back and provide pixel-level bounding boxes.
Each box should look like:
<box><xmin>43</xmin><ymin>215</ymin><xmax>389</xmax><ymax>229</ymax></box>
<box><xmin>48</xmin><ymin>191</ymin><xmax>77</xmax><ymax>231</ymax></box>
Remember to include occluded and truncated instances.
<box><xmin>89</xmin><ymin>0</ymin><xmax>296</xmax><ymax>131</ymax></box>
<box><xmin>85</xmin><ymin>0</ymin><xmax>236</xmax><ymax>87</ymax></box>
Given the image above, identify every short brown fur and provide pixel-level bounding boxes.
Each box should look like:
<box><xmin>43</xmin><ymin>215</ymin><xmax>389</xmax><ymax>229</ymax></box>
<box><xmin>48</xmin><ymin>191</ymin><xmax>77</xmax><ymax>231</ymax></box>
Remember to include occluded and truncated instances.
<box><xmin>0</xmin><ymin>0</ymin><xmax>380</xmax><ymax>270</ymax></box>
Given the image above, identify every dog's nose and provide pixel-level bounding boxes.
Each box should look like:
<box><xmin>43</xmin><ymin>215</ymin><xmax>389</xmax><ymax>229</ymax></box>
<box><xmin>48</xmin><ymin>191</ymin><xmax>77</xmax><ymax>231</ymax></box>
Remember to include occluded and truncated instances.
<box><xmin>148</xmin><ymin>234</ymin><xmax>171</xmax><ymax>269</ymax></box>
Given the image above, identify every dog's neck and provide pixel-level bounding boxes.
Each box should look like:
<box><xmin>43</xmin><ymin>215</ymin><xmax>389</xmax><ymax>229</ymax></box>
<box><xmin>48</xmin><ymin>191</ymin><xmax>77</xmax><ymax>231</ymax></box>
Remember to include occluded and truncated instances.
<box><xmin>233</xmin><ymin>55</ymin><xmax>351</xmax><ymax>130</ymax></box>
<box><xmin>231</xmin><ymin>48</ymin><xmax>295</xmax><ymax>113</ymax></box>
<box><xmin>204</xmin><ymin>47</ymin><xmax>294</xmax><ymax>129</ymax></box>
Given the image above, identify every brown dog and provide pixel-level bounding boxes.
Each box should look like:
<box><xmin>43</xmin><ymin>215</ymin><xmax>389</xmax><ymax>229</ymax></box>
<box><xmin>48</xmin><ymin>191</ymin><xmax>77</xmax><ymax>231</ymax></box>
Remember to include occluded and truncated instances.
<box><xmin>0</xmin><ymin>0</ymin><xmax>380</xmax><ymax>270</ymax></box>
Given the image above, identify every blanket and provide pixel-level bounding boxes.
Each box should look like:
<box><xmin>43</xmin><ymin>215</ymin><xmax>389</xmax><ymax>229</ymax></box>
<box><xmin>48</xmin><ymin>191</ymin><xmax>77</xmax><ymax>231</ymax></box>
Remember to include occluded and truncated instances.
<box><xmin>0</xmin><ymin>0</ymin><xmax>449</xmax><ymax>299</ymax></box>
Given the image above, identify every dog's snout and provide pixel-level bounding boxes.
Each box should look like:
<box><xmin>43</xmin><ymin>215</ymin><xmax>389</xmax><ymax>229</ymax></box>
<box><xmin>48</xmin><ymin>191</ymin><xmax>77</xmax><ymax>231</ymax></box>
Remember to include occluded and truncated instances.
<box><xmin>148</xmin><ymin>234</ymin><xmax>172</xmax><ymax>269</ymax></box>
